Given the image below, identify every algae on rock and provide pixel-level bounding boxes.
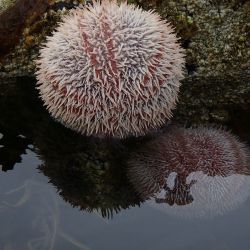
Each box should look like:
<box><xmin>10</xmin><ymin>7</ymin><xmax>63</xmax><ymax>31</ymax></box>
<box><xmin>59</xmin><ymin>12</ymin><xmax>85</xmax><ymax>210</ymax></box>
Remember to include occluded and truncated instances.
<box><xmin>0</xmin><ymin>0</ymin><xmax>16</xmax><ymax>13</ymax></box>
<box><xmin>1</xmin><ymin>0</ymin><xmax>249</xmax><ymax>77</ymax></box>
<box><xmin>0</xmin><ymin>0</ymin><xmax>249</xmax><ymax>125</ymax></box>
<box><xmin>129</xmin><ymin>0</ymin><xmax>250</xmax><ymax>77</ymax></box>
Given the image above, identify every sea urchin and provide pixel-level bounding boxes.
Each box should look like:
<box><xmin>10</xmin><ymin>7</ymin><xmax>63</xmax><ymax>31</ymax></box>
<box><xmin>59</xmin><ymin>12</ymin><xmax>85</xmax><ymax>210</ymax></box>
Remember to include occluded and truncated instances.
<box><xmin>36</xmin><ymin>0</ymin><xmax>185</xmax><ymax>138</ymax></box>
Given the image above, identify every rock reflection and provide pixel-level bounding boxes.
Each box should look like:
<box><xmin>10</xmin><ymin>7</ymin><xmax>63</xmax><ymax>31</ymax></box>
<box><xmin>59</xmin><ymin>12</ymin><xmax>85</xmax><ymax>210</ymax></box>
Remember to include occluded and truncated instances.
<box><xmin>35</xmin><ymin>121</ymin><xmax>141</xmax><ymax>218</ymax></box>
<box><xmin>1</xmin><ymin>78</ymin><xmax>250</xmax><ymax>220</ymax></box>
<box><xmin>128</xmin><ymin>126</ymin><xmax>250</xmax><ymax>218</ymax></box>
<box><xmin>0</xmin><ymin>128</ymin><xmax>31</xmax><ymax>171</ymax></box>
<box><xmin>0</xmin><ymin>77</ymin><xmax>41</xmax><ymax>171</ymax></box>
<box><xmin>0</xmin><ymin>78</ymin><xmax>141</xmax><ymax>218</ymax></box>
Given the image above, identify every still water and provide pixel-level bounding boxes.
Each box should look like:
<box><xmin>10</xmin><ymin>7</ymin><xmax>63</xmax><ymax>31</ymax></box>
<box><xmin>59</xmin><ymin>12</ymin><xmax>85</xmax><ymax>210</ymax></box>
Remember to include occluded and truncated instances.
<box><xmin>0</xmin><ymin>77</ymin><xmax>250</xmax><ymax>250</ymax></box>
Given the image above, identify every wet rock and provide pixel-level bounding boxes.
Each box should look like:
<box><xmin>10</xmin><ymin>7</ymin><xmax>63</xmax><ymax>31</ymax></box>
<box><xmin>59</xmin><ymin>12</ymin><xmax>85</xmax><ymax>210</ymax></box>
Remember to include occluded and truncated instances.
<box><xmin>0</xmin><ymin>0</ymin><xmax>248</xmax><ymax>77</ymax></box>
<box><xmin>173</xmin><ymin>72</ymin><xmax>250</xmax><ymax>124</ymax></box>
<box><xmin>0</xmin><ymin>0</ymin><xmax>17</xmax><ymax>13</ymax></box>
<box><xmin>0</xmin><ymin>0</ymin><xmax>53</xmax><ymax>62</ymax></box>
<box><xmin>0</xmin><ymin>0</ymin><xmax>249</xmax><ymax>124</ymax></box>
<box><xmin>134</xmin><ymin>0</ymin><xmax>249</xmax><ymax>77</ymax></box>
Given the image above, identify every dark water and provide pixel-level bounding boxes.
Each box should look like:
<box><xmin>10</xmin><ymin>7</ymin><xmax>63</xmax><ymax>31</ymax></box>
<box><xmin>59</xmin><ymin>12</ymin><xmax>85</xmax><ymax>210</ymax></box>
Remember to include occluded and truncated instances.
<box><xmin>0</xmin><ymin>77</ymin><xmax>250</xmax><ymax>250</ymax></box>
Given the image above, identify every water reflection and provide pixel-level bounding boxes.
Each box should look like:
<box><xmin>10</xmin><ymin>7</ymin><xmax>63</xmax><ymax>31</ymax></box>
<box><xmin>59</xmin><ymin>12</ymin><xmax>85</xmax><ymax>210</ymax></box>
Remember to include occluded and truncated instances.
<box><xmin>2</xmin><ymin>180</ymin><xmax>59</xmax><ymax>250</ymax></box>
<box><xmin>128</xmin><ymin>126</ymin><xmax>250</xmax><ymax>218</ymax></box>
<box><xmin>0</xmin><ymin>128</ymin><xmax>31</xmax><ymax>171</ymax></box>
<box><xmin>0</xmin><ymin>78</ymin><xmax>40</xmax><ymax>171</ymax></box>
<box><xmin>0</xmin><ymin>78</ymin><xmax>141</xmax><ymax>218</ymax></box>
<box><xmin>1</xmin><ymin>78</ymin><xmax>250</xmax><ymax>221</ymax></box>
<box><xmin>0</xmin><ymin>149</ymin><xmax>60</xmax><ymax>250</ymax></box>
<box><xmin>35</xmin><ymin>126</ymin><xmax>141</xmax><ymax>218</ymax></box>
<box><xmin>0</xmin><ymin>150</ymin><xmax>93</xmax><ymax>250</ymax></box>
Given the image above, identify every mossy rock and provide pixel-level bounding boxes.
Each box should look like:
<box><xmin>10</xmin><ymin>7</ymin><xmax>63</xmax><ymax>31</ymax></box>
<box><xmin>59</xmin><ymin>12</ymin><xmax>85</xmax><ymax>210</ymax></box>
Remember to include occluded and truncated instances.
<box><xmin>0</xmin><ymin>0</ymin><xmax>249</xmax><ymax>125</ymax></box>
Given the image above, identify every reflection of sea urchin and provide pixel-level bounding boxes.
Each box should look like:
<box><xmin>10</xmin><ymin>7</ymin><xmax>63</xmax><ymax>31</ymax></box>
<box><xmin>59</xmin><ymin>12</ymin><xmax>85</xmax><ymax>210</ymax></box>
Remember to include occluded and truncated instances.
<box><xmin>36</xmin><ymin>0</ymin><xmax>185</xmax><ymax>138</ymax></box>
<box><xmin>128</xmin><ymin>126</ymin><xmax>250</xmax><ymax>217</ymax></box>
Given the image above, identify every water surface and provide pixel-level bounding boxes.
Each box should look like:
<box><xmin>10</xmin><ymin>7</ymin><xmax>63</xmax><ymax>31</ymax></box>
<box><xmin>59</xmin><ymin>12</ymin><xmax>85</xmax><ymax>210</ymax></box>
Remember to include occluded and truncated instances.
<box><xmin>0</xmin><ymin>77</ymin><xmax>250</xmax><ymax>250</ymax></box>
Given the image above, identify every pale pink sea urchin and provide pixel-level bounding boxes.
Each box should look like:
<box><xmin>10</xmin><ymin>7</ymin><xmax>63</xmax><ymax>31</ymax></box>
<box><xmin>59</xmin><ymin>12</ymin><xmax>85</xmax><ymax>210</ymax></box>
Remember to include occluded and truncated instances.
<box><xmin>128</xmin><ymin>126</ymin><xmax>250</xmax><ymax>217</ymax></box>
<box><xmin>35</xmin><ymin>0</ymin><xmax>185</xmax><ymax>138</ymax></box>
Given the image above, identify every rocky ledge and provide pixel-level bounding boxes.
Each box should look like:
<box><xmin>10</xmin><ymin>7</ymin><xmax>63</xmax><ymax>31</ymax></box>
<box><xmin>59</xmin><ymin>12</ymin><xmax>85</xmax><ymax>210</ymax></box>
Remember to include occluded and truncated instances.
<box><xmin>0</xmin><ymin>0</ymin><xmax>249</xmax><ymax>124</ymax></box>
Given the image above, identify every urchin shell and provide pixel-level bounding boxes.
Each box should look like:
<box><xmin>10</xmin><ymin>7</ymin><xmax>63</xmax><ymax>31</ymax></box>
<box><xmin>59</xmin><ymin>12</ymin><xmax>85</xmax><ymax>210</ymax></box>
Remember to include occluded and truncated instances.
<box><xmin>35</xmin><ymin>0</ymin><xmax>185</xmax><ymax>138</ymax></box>
<box><xmin>127</xmin><ymin>126</ymin><xmax>250</xmax><ymax>217</ymax></box>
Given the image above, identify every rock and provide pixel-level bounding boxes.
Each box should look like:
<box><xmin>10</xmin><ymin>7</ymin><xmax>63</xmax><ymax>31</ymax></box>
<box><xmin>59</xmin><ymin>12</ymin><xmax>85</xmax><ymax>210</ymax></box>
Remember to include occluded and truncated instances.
<box><xmin>0</xmin><ymin>0</ymin><xmax>249</xmax><ymax>77</ymax></box>
<box><xmin>173</xmin><ymin>72</ymin><xmax>250</xmax><ymax>124</ymax></box>
<box><xmin>133</xmin><ymin>0</ymin><xmax>250</xmax><ymax>77</ymax></box>
<box><xmin>0</xmin><ymin>0</ymin><xmax>63</xmax><ymax>75</ymax></box>
<box><xmin>0</xmin><ymin>0</ymin><xmax>17</xmax><ymax>13</ymax></box>
<box><xmin>0</xmin><ymin>0</ymin><xmax>249</xmax><ymax>124</ymax></box>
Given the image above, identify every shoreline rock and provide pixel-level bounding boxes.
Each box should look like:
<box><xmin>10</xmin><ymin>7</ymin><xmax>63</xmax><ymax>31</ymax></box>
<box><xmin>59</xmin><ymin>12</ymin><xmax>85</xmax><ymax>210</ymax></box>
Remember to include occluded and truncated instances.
<box><xmin>0</xmin><ymin>0</ymin><xmax>249</xmax><ymax>125</ymax></box>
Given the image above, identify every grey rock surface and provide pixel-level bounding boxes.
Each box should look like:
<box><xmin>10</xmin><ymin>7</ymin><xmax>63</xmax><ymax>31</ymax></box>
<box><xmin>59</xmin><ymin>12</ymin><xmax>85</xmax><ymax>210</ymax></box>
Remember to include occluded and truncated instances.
<box><xmin>0</xmin><ymin>0</ymin><xmax>249</xmax><ymax>124</ymax></box>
